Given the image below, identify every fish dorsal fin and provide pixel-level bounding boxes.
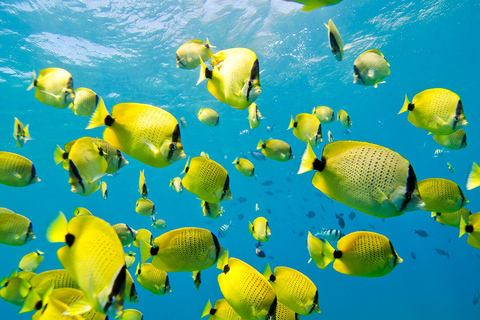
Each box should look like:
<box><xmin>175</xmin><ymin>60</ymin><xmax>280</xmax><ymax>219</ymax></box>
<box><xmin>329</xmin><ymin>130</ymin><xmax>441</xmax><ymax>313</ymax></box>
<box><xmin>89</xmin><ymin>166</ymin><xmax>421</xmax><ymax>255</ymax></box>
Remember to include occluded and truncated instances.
<box><xmin>46</xmin><ymin>211</ymin><xmax>68</xmax><ymax>243</ymax></box>
<box><xmin>321</xmin><ymin>140</ymin><xmax>371</xmax><ymax>160</ymax></box>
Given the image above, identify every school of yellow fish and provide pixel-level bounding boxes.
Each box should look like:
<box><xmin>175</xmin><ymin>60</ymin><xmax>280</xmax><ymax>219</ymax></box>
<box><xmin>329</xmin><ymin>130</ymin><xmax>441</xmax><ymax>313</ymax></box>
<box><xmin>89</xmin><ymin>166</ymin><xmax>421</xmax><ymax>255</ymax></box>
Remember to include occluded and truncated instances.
<box><xmin>1</xmin><ymin>1</ymin><xmax>479</xmax><ymax>320</ymax></box>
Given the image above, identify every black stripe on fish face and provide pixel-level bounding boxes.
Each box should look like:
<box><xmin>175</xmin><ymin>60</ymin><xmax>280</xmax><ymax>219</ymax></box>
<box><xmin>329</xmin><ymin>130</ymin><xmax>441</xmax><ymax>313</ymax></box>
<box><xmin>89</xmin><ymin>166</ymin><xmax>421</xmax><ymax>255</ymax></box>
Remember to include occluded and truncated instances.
<box><xmin>461</xmin><ymin>133</ymin><xmax>467</xmax><ymax>148</ymax></box>
<box><xmin>458</xmin><ymin>185</ymin><xmax>467</xmax><ymax>207</ymax></box>
<box><xmin>26</xmin><ymin>222</ymin><xmax>34</xmax><ymax>243</ymax></box>
<box><xmin>246</xmin><ymin>59</ymin><xmax>260</xmax><ymax>101</ymax></box>
<box><xmin>176</xmin><ymin>54</ymin><xmax>185</xmax><ymax>68</ymax></box>
<box><xmin>400</xmin><ymin>164</ymin><xmax>417</xmax><ymax>212</ymax></box>
<box><xmin>266</xmin><ymin>296</ymin><xmax>277</xmax><ymax>320</ymax></box>
<box><xmin>329</xmin><ymin>31</ymin><xmax>339</xmax><ymax>55</ymax></box>
<box><xmin>104</xmin><ymin>265</ymin><xmax>126</xmax><ymax>313</ymax></box>
<box><xmin>353</xmin><ymin>65</ymin><xmax>364</xmax><ymax>84</ymax></box>
<box><xmin>211</xmin><ymin>232</ymin><xmax>221</xmax><ymax>261</ymax></box>
<box><xmin>116</xmin><ymin>150</ymin><xmax>123</xmax><ymax>168</ymax></box>
<box><xmin>313</xmin><ymin>157</ymin><xmax>326</xmax><ymax>172</ymax></box>
<box><xmin>220</xmin><ymin>175</ymin><xmax>230</xmax><ymax>201</ymax></box>
<box><xmin>165</xmin><ymin>275</ymin><xmax>171</xmax><ymax>294</ymax></box>
<box><xmin>167</xmin><ymin>124</ymin><xmax>181</xmax><ymax>161</ymax></box>
<box><xmin>29</xmin><ymin>164</ymin><xmax>38</xmax><ymax>184</ymax></box>
<box><xmin>309</xmin><ymin>290</ymin><xmax>319</xmax><ymax>314</ymax></box>
<box><xmin>69</xmin><ymin>160</ymin><xmax>85</xmax><ymax>193</ymax></box>
<box><xmin>389</xmin><ymin>241</ymin><xmax>399</xmax><ymax>268</ymax></box>
<box><xmin>453</xmin><ymin>100</ymin><xmax>464</xmax><ymax>130</ymax></box>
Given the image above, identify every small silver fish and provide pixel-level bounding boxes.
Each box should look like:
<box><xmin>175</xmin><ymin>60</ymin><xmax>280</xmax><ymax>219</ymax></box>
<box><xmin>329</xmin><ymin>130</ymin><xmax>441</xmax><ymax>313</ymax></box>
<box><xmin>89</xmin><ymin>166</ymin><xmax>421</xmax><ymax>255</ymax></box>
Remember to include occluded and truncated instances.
<box><xmin>248</xmin><ymin>149</ymin><xmax>266</xmax><ymax>161</ymax></box>
<box><xmin>180</xmin><ymin>117</ymin><xmax>187</xmax><ymax>128</ymax></box>
<box><xmin>414</xmin><ymin>229</ymin><xmax>429</xmax><ymax>238</ymax></box>
<box><xmin>315</xmin><ymin>228</ymin><xmax>344</xmax><ymax>243</ymax></box>
<box><xmin>239</xmin><ymin>129</ymin><xmax>250</xmax><ymax>135</ymax></box>
<box><xmin>218</xmin><ymin>220</ymin><xmax>233</xmax><ymax>238</ymax></box>
<box><xmin>266</xmin><ymin>126</ymin><xmax>275</xmax><ymax>132</ymax></box>
<box><xmin>434</xmin><ymin>148</ymin><xmax>449</xmax><ymax>157</ymax></box>
<box><xmin>328</xmin><ymin>130</ymin><xmax>334</xmax><ymax>142</ymax></box>
<box><xmin>447</xmin><ymin>162</ymin><xmax>454</xmax><ymax>173</ymax></box>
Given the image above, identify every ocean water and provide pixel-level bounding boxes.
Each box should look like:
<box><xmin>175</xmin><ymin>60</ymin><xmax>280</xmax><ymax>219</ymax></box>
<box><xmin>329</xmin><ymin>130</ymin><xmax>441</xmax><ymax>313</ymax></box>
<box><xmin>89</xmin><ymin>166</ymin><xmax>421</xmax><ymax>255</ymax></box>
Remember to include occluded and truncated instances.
<box><xmin>1</xmin><ymin>0</ymin><xmax>479</xmax><ymax>319</ymax></box>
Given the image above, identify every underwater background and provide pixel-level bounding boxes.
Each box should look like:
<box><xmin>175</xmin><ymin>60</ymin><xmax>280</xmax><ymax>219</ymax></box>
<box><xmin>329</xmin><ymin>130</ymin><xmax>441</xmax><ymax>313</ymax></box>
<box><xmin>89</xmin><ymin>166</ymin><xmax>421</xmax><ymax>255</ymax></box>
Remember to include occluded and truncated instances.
<box><xmin>1</xmin><ymin>0</ymin><xmax>479</xmax><ymax>319</ymax></box>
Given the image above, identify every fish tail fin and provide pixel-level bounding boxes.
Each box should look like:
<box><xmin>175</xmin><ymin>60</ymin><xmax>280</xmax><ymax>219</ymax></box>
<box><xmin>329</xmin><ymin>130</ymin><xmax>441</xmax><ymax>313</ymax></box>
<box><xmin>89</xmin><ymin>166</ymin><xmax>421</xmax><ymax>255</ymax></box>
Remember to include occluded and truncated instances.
<box><xmin>324</xmin><ymin>23</ymin><xmax>329</xmax><ymax>29</ymax></box>
<box><xmin>46</xmin><ymin>211</ymin><xmax>68</xmax><ymax>243</ymax></box>
<box><xmin>298</xmin><ymin>142</ymin><xmax>318</xmax><ymax>174</ymax></box>
<box><xmin>181</xmin><ymin>157</ymin><xmax>190</xmax><ymax>174</ymax></box>
<box><xmin>307</xmin><ymin>231</ymin><xmax>335</xmax><ymax>269</ymax></box>
<box><xmin>196</xmin><ymin>57</ymin><xmax>209</xmax><ymax>85</ymax></box>
<box><xmin>232</xmin><ymin>157</ymin><xmax>239</xmax><ymax>165</ymax></box>
<box><xmin>205</xmin><ymin>38</ymin><xmax>215</xmax><ymax>49</ymax></box>
<box><xmin>193</xmin><ymin>270</ymin><xmax>201</xmax><ymax>290</ymax></box>
<box><xmin>86</xmin><ymin>98</ymin><xmax>110</xmax><ymax>129</ymax></box>
<box><xmin>248</xmin><ymin>221</ymin><xmax>254</xmax><ymax>234</ymax></box>
<box><xmin>466</xmin><ymin>162</ymin><xmax>480</xmax><ymax>190</ymax></box>
<box><xmin>135</xmin><ymin>263</ymin><xmax>141</xmax><ymax>275</ymax></box>
<box><xmin>26</xmin><ymin>70</ymin><xmax>37</xmax><ymax>91</ymax></box>
<box><xmin>23</xmin><ymin>124</ymin><xmax>31</xmax><ymax>140</ymax></box>
<box><xmin>262</xmin><ymin>263</ymin><xmax>273</xmax><ymax>280</ymax></box>
<box><xmin>459</xmin><ymin>217</ymin><xmax>468</xmax><ymax>238</ymax></box>
<box><xmin>53</xmin><ymin>145</ymin><xmax>66</xmax><ymax>165</ymax></box>
<box><xmin>20</xmin><ymin>284</ymin><xmax>53</xmax><ymax>314</ymax></box>
<box><xmin>216</xmin><ymin>249</ymin><xmax>229</xmax><ymax>271</ymax></box>
<box><xmin>169</xmin><ymin>179</ymin><xmax>173</xmax><ymax>187</ymax></box>
<box><xmin>201</xmin><ymin>300</ymin><xmax>213</xmax><ymax>318</ymax></box>
<box><xmin>140</xmin><ymin>239</ymin><xmax>154</xmax><ymax>263</ymax></box>
<box><xmin>287</xmin><ymin>116</ymin><xmax>296</xmax><ymax>130</ymax></box>
<box><xmin>256</xmin><ymin>139</ymin><xmax>264</xmax><ymax>150</ymax></box>
<box><xmin>398</xmin><ymin>94</ymin><xmax>412</xmax><ymax>114</ymax></box>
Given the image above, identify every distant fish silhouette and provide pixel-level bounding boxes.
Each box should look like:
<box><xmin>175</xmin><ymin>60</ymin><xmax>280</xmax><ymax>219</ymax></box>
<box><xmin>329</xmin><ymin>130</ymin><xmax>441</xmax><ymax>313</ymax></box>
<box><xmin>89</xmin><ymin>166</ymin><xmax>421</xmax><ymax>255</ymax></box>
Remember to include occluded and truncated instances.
<box><xmin>237</xmin><ymin>196</ymin><xmax>247</xmax><ymax>203</ymax></box>
<box><xmin>336</xmin><ymin>213</ymin><xmax>345</xmax><ymax>229</ymax></box>
<box><xmin>298</xmin><ymin>231</ymin><xmax>304</xmax><ymax>237</ymax></box>
<box><xmin>411</xmin><ymin>252</ymin><xmax>417</xmax><ymax>260</ymax></box>
<box><xmin>306</xmin><ymin>211</ymin><xmax>315</xmax><ymax>218</ymax></box>
<box><xmin>473</xmin><ymin>290</ymin><xmax>479</xmax><ymax>305</ymax></box>
<box><xmin>434</xmin><ymin>248</ymin><xmax>448</xmax><ymax>256</ymax></box>
<box><xmin>264</xmin><ymin>190</ymin><xmax>273</xmax><ymax>196</ymax></box>
<box><xmin>368</xmin><ymin>224</ymin><xmax>376</xmax><ymax>230</ymax></box>
<box><xmin>321</xmin><ymin>205</ymin><xmax>326</xmax><ymax>212</ymax></box>
<box><xmin>237</xmin><ymin>214</ymin><xmax>244</xmax><ymax>220</ymax></box>
<box><xmin>261</xmin><ymin>180</ymin><xmax>274</xmax><ymax>186</ymax></box>
<box><xmin>255</xmin><ymin>241</ymin><xmax>266</xmax><ymax>258</ymax></box>
<box><xmin>265</xmin><ymin>208</ymin><xmax>271</xmax><ymax>214</ymax></box>
<box><xmin>414</xmin><ymin>229</ymin><xmax>429</xmax><ymax>238</ymax></box>
<box><xmin>349</xmin><ymin>211</ymin><xmax>356</xmax><ymax>221</ymax></box>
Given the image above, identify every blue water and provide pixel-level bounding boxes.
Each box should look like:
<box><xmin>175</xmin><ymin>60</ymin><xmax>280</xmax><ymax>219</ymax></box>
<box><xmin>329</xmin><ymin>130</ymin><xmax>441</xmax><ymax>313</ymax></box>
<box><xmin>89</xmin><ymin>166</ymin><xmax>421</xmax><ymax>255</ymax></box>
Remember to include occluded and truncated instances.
<box><xmin>1</xmin><ymin>0</ymin><xmax>480</xmax><ymax>319</ymax></box>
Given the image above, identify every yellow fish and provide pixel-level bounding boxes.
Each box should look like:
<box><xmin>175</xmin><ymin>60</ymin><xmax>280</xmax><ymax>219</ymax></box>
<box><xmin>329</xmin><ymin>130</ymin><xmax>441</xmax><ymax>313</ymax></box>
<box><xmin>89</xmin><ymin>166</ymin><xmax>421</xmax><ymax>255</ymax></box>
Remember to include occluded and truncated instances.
<box><xmin>198</xmin><ymin>108</ymin><xmax>220</xmax><ymax>127</ymax></box>
<box><xmin>298</xmin><ymin>141</ymin><xmax>425</xmax><ymax>218</ymax></box>
<box><xmin>353</xmin><ymin>49</ymin><xmax>390</xmax><ymax>88</ymax></box>
<box><xmin>217</xmin><ymin>253</ymin><xmax>277</xmax><ymax>320</ymax></box>
<box><xmin>133</xmin><ymin>229</ymin><xmax>152</xmax><ymax>249</ymax></box>
<box><xmin>169</xmin><ymin>177</ymin><xmax>183</xmax><ymax>193</ymax></box>
<box><xmin>307</xmin><ymin>231</ymin><xmax>402</xmax><ymax>277</ymax></box>
<box><xmin>176</xmin><ymin>38</ymin><xmax>213</xmax><ymax>69</ymax></box>
<box><xmin>135</xmin><ymin>263</ymin><xmax>171</xmax><ymax>295</ymax></box>
<box><xmin>182</xmin><ymin>156</ymin><xmax>232</xmax><ymax>203</ymax></box>
<box><xmin>398</xmin><ymin>88</ymin><xmax>467</xmax><ymax>135</ymax></box>
<box><xmin>0</xmin><ymin>151</ymin><xmax>40</xmax><ymax>187</ymax></box>
<box><xmin>124</xmin><ymin>252</ymin><xmax>136</xmax><ymax>270</ymax></box>
<box><xmin>201</xmin><ymin>299</ymin><xmax>242</xmax><ymax>320</ymax></box>
<box><xmin>19</xmin><ymin>249</ymin><xmax>44</xmax><ymax>272</ymax></box>
<box><xmin>138</xmin><ymin>170</ymin><xmax>148</xmax><ymax>198</ymax></box>
<box><xmin>201</xmin><ymin>200</ymin><xmax>225</xmax><ymax>219</ymax></box>
<box><xmin>288</xmin><ymin>113</ymin><xmax>322</xmax><ymax>146</ymax></box>
<box><xmin>101</xmin><ymin>181</ymin><xmax>107</xmax><ymax>199</ymax></box>
<box><xmin>257</xmin><ymin>139</ymin><xmax>293</xmax><ymax>162</ymax></box>
<box><xmin>198</xmin><ymin>48</ymin><xmax>261</xmax><ymax>110</ymax></box>
<box><xmin>248</xmin><ymin>103</ymin><xmax>263</xmax><ymax>129</ymax></box>
<box><xmin>325</xmin><ymin>19</ymin><xmax>344</xmax><ymax>61</ymax></box>
<box><xmin>249</xmin><ymin>217</ymin><xmax>271</xmax><ymax>242</ymax></box>
<box><xmin>113</xmin><ymin>223</ymin><xmax>138</xmax><ymax>247</ymax></box>
<box><xmin>263</xmin><ymin>263</ymin><xmax>320</xmax><ymax>315</ymax></box>
<box><xmin>141</xmin><ymin>227</ymin><xmax>225</xmax><ymax>274</ymax></box>
<box><xmin>70</xmin><ymin>88</ymin><xmax>104</xmax><ymax>117</ymax></box>
<box><xmin>467</xmin><ymin>162</ymin><xmax>480</xmax><ymax>190</ymax></box>
<box><xmin>73</xmin><ymin>207</ymin><xmax>92</xmax><ymax>216</ymax></box>
<box><xmin>418</xmin><ymin>178</ymin><xmax>468</xmax><ymax>213</ymax></box>
<box><xmin>0</xmin><ymin>210</ymin><xmax>35</xmax><ymax>246</ymax></box>
<box><xmin>273</xmin><ymin>301</ymin><xmax>300</xmax><ymax>320</ymax></box>
<box><xmin>135</xmin><ymin>198</ymin><xmax>156</xmax><ymax>216</ymax></box>
<box><xmin>432</xmin><ymin>208</ymin><xmax>471</xmax><ymax>228</ymax></box>
<box><xmin>312</xmin><ymin>106</ymin><xmax>335</xmax><ymax>123</ymax></box>
<box><xmin>13</xmin><ymin>117</ymin><xmax>31</xmax><ymax>148</ymax></box>
<box><xmin>118</xmin><ymin>309</ymin><xmax>143</xmax><ymax>320</ymax></box>
<box><xmin>337</xmin><ymin>109</ymin><xmax>352</xmax><ymax>128</ymax></box>
<box><xmin>432</xmin><ymin>129</ymin><xmax>467</xmax><ymax>150</ymax></box>
<box><xmin>151</xmin><ymin>217</ymin><xmax>167</xmax><ymax>229</ymax></box>
<box><xmin>29</xmin><ymin>269</ymin><xmax>79</xmax><ymax>292</ymax></box>
<box><xmin>232</xmin><ymin>157</ymin><xmax>255</xmax><ymax>177</ymax></box>
<box><xmin>46</xmin><ymin>212</ymin><xmax>126</xmax><ymax>317</ymax></box>
<box><xmin>0</xmin><ymin>271</ymin><xmax>31</xmax><ymax>306</ymax></box>
<box><xmin>87</xmin><ymin>102</ymin><xmax>185</xmax><ymax>168</ymax></box>
<box><xmin>284</xmin><ymin>0</ymin><xmax>343</xmax><ymax>11</ymax></box>
<box><xmin>27</xmin><ymin>68</ymin><xmax>75</xmax><ymax>109</ymax></box>
<box><xmin>459</xmin><ymin>213</ymin><xmax>480</xmax><ymax>249</ymax></box>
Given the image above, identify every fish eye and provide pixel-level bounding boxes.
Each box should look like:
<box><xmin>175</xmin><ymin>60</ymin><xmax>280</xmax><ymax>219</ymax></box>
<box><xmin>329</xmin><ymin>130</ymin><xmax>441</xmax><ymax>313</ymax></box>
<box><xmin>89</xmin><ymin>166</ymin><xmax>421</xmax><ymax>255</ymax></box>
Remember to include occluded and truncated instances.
<box><xmin>169</xmin><ymin>144</ymin><xmax>177</xmax><ymax>151</ymax></box>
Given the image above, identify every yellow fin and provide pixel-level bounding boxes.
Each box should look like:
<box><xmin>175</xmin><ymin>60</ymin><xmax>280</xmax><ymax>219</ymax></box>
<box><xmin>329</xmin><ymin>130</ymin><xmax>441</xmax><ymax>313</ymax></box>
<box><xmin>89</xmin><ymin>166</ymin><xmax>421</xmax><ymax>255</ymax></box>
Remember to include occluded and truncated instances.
<box><xmin>297</xmin><ymin>142</ymin><xmax>317</xmax><ymax>174</ymax></box>
<box><xmin>63</xmin><ymin>299</ymin><xmax>92</xmax><ymax>316</ymax></box>
<box><xmin>256</xmin><ymin>139</ymin><xmax>264</xmax><ymax>150</ymax></box>
<box><xmin>262</xmin><ymin>263</ymin><xmax>272</xmax><ymax>280</ymax></box>
<box><xmin>466</xmin><ymin>162</ymin><xmax>480</xmax><ymax>190</ymax></box>
<box><xmin>307</xmin><ymin>231</ymin><xmax>335</xmax><ymax>269</ymax></box>
<box><xmin>26</xmin><ymin>70</ymin><xmax>36</xmax><ymax>91</ymax></box>
<box><xmin>53</xmin><ymin>145</ymin><xmax>66</xmax><ymax>165</ymax></box>
<box><xmin>86</xmin><ymin>98</ymin><xmax>110</xmax><ymax>129</ymax></box>
<box><xmin>46</xmin><ymin>211</ymin><xmax>68</xmax><ymax>243</ymax></box>
<box><xmin>459</xmin><ymin>216</ymin><xmax>468</xmax><ymax>238</ymax></box>
<box><xmin>398</xmin><ymin>94</ymin><xmax>411</xmax><ymax>114</ymax></box>
<box><xmin>201</xmin><ymin>300</ymin><xmax>212</xmax><ymax>318</ymax></box>
<box><xmin>196</xmin><ymin>57</ymin><xmax>208</xmax><ymax>85</ymax></box>
<box><xmin>232</xmin><ymin>157</ymin><xmax>239</xmax><ymax>165</ymax></box>
<box><xmin>181</xmin><ymin>157</ymin><xmax>190</xmax><ymax>174</ymax></box>
<box><xmin>287</xmin><ymin>115</ymin><xmax>295</xmax><ymax>130</ymax></box>
<box><xmin>248</xmin><ymin>221</ymin><xmax>254</xmax><ymax>234</ymax></box>
<box><xmin>216</xmin><ymin>250</ymin><xmax>229</xmax><ymax>271</ymax></box>
<box><xmin>140</xmin><ymin>240</ymin><xmax>153</xmax><ymax>263</ymax></box>
<box><xmin>193</xmin><ymin>270</ymin><xmax>201</xmax><ymax>290</ymax></box>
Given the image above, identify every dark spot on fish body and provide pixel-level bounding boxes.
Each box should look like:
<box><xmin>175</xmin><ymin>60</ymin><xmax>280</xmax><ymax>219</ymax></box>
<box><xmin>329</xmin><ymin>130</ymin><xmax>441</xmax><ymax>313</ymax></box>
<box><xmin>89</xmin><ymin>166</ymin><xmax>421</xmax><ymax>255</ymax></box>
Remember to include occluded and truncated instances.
<box><xmin>329</xmin><ymin>31</ymin><xmax>339</xmax><ymax>55</ymax></box>
<box><xmin>98</xmin><ymin>147</ymin><xmax>104</xmax><ymax>157</ymax></box>
<box><xmin>269</xmin><ymin>274</ymin><xmax>276</xmax><ymax>282</ymax></box>
<box><xmin>35</xmin><ymin>300</ymin><xmax>43</xmax><ymax>310</ymax></box>
<box><xmin>223</xmin><ymin>264</ymin><xmax>230</xmax><ymax>274</ymax></box>
<box><xmin>205</xmin><ymin>68</ymin><xmax>213</xmax><ymax>79</ymax></box>
<box><xmin>466</xmin><ymin>225</ymin><xmax>474</xmax><ymax>233</ymax></box>
<box><xmin>313</xmin><ymin>157</ymin><xmax>326</xmax><ymax>172</ymax></box>
<box><xmin>151</xmin><ymin>246</ymin><xmax>159</xmax><ymax>256</ymax></box>
<box><xmin>333</xmin><ymin>250</ymin><xmax>342</xmax><ymax>259</ymax></box>
<box><xmin>94</xmin><ymin>94</ymin><xmax>99</xmax><ymax>107</ymax></box>
<box><xmin>62</xmin><ymin>152</ymin><xmax>68</xmax><ymax>160</ymax></box>
<box><xmin>293</xmin><ymin>121</ymin><xmax>298</xmax><ymax>128</ymax></box>
<box><xmin>407</xmin><ymin>103</ymin><xmax>415</xmax><ymax>111</ymax></box>
<box><xmin>105</xmin><ymin>115</ymin><xmax>115</xmax><ymax>126</ymax></box>
<box><xmin>184</xmin><ymin>165</ymin><xmax>189</xmax><ymax>174</ymax></box>
<box><xmin>33</xmin><ymin>78</ymin><xmax>37</xmax><ymax>87</ymax></box>
<box><xmin>65</xmin><ymin>233</ymin><xmax>75</xmax><ymax>247</ymax></box>
<box><xmin>210</xmin><ymin>308</ymin><xmax>217</xmax><ymax>315</ymax></box>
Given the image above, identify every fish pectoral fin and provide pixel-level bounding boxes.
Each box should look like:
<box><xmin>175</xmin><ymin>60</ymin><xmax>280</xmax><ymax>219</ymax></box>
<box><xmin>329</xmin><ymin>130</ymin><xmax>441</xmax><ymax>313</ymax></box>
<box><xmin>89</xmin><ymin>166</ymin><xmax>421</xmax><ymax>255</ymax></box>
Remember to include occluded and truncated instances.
<box><xmin>241</xmin><ymin>79</ymin><xmax>251</xmax><ymax>99</ymax></box>
<box><xmin>374</xmin><ymin>187</ymin><xmax>389</xmax><ymax>204</ymax></box>
<box><xmin>39</xmin><ymin>89</ymin><xmax>61</xmax><ymax>100</ymax></box>
<box><xmin>142</xmin><ymin>139</ymin><xmax>160</xmax><ymax>155</ymax></box>
<box><xmin>215</xmin><ymin>188</ymin><xmax>223</xmax><ymax>201</ymax></box>
<box><xmin>63</xmin><ymin>299</ymin><xmax>92</xmax><ymax>316</ymax></box>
